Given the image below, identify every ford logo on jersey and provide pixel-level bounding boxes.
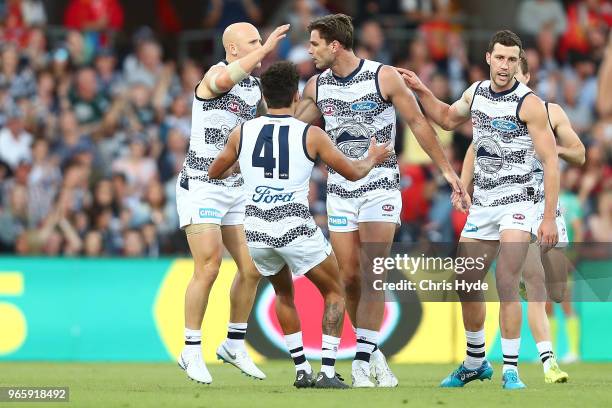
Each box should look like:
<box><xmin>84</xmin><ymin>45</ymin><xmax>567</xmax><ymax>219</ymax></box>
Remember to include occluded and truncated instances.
<box><xmin>252</xmin><ymin>186</ymin><xmax>295</xmax><ymax>203</ymax></box>
<box><xmin>350</xmin><ymin>101</ymin><xmax>378</xmax><ymax>112</ymax></box>
<box><xmin>491</xmin><ymin>118</ymin><xmax>518</xmax><ymax>132</ymax></box>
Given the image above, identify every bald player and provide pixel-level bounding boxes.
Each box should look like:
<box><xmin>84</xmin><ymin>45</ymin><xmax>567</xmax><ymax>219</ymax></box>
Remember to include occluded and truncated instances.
<box><xmin>176</xmin><ymin>22</ymin><xmax>289</xmax><ymax>384</ymax></box>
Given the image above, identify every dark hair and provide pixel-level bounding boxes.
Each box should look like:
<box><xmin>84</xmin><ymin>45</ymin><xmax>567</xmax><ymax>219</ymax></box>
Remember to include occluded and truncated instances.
<box><xmin>307</xmin><ymin>14</ymin><xmax>354</xmax><ymax>50</ymax></box>
<box><xmin>519</xmin><ymin>50</ymin><xmax>529</xmax><ymax>75</ymax></box>
<box><xmin>260</xmin><ymin>61</ymin><xmax>299</xmax><ymax>109</ymax></box>
<box><xmin>487</xmin><ymin>30</ymin><xmax>522</xmax><ymax>53</ymax></box>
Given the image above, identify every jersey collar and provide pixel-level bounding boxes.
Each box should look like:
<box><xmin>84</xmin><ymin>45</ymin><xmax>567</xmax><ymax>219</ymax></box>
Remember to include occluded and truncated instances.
<box><xmin>332</xmin><ymin>59</ymin><xmax>365</xmax><ymax>83</ymax></box>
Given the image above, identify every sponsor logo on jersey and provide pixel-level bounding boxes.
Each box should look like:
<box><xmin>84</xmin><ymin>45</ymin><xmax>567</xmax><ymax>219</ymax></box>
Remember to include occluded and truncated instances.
<box><xmin>464</xmin><ymin>222</ymin><xmax>478</xmax><ymax>232</ymax></box>
<box><xmin>252</xmin><ymin>186</ymin><xmax>295</xmax><ymax>204</ymax></box>
<box><xmin>322</xmin><ymin>104</ymin><xmax>335</xmax><ymax>116</ymax></box>
<box><xmin>513</xmin><ymin>213</ymin><xmax>525</xmax><ymax>220</ymax></box>
<box><xmin>199</xmin><ymin>208</ymin><xmax>222</xmax><ymax>219</ymax></box>
<box><xmin>382</xmin><ymin>204</ymin><xmax>394</xmax><ymax>212</ymax></box>
<box><xmin>491</xmin><ymin>118</ymin><xmax>518</xmax><ymax>132</ymax></box>
<box><xmin>228</xmin><ymin>101</ymin><xmax>240</xmax><ymax>114</ymax></box>
<box><xmin>476</xmin><ymin>138</ymin><xmax>504</xmax><ymax>174</ymax></box>
<box><xmin>328</xmin><ymin>216</ymin><xmax>348</xmax><ymax>227</ymax></box>
<box><xmin>350</xmin><ymin>100</ymin><xmax>378</xmax><ymax>112</ymax></box>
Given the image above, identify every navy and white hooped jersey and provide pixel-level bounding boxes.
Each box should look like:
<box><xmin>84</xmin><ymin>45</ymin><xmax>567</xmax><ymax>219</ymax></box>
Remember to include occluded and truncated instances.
<box><xmin>238</xmin><ymin>114</ymin><xmax>317</xmax><ymax>248</ymax></box>
<box><xmin>316</xmin><ymin>59</ymin><xmax>399</xmax><ymax>198</ymax></box>
<box><xmin>180</xmin><ymin>60</ymin><xmax>261</xmax><ymax>188</ymax></box>
<box><xmin>470</xmin><ymin>79</ymin><xmax>540</xmax><ymax>207</ymax></box>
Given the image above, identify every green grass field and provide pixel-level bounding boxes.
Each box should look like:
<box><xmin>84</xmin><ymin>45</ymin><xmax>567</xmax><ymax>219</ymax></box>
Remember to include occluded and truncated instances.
<box><xmin>2</xmin><ymin>361</ymin><xmax>611</xmax><ymax>407</ymax></box>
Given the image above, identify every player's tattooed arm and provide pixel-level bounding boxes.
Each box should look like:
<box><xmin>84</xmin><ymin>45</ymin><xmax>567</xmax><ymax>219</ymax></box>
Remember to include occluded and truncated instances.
<box><xmin>197</xmin><ymin>24</ymin><xmax>290</xmax><ymax>99</ymax></box>
<box><xmin>295</xmin><ymin>75</ymin><xmax>322</xmax><ymax>123</ymax></box>
<box><xmin>521</xmin><ymin>94</ymin><xmax>560</xmax><ymax>249</ymax></box>
<box><xmin>208</xmin><ymin>125</ymin><xmax>241</xmax><ymax>179</ymax></box>
<box><xmin>382</xmin><ymin>66</ymin><xmax>464</xmax><ymax>195</ymax></box>
<box><xmin>306</xmin><ymin>126</ymin><xmax>392</xmax><ymax>181</ymax></box>
<box><xmin>548</xmin><ymin>103</ymin><xmax>585</xmax><ymax>166</ymax></box>
<box><xmin>394</xmin><ymin>67</ymin><xmax>475</xmax><ymax>130</ymax></box>
<box><xmin>322</xmin><ymin>302</ymin><xmax>344</xmax><ymax>337</ymax></box>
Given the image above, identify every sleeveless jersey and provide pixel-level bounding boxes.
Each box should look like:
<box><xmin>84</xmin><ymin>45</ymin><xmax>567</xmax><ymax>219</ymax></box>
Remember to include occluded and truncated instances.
<box><xmin>238</xmin><ymin>114</ymin><xmax>317</xmax><ymax>248</ymax></box>
<box><xmin>315</xmin><ymin>59</ymin><xmax>399</xmax><ymax>198</ymax></box>
<box><xmin>180</xmin><ymin>60</ymin><xmax>261</xmax><ymax>188</ymax></box>
<box><xmin>470</xmin><ymin>79</ymin><xmax>540</xmax><ymax>207</ymax></box>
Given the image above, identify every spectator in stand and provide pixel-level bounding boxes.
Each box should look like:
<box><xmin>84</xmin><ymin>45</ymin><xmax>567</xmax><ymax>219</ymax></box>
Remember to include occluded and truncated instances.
<box><xmin>111</xmin><ymin>134</ymin><xmax>158</xmax><ymax>198</ymax></box>
<box><xmin>66</xmin><ymin>29</ymin><xmax>94</xmax><ymax>67</ymax></box>
<box><xmin>94</xmin><ymin>47</ymin><xmax>124</xmax><ymax>98</ymax></box>
<box><xmin>516</xmin><ymin>0</ymin><xmax>567</xmax><ymax>40</ymax></box>
<box><xmin>559</xmin><ymin>0</ymin><xmax>612</xmax><ymax>61</ymax></box>
<box><xmin>123</xmin><ymin>39</ymin><xmax>163</xmax><ymax>89</ymax></box>
<box><xmin>0</xmin><ymin>44</ymin><xmax>36</xmax><ymax>100</ymax></box>
<box><xmin>28</xmin><ymin>137</ymin><xmax>61</xmax><ymax>226</ymax></box>
<box><xmin>358</xmin><ymin>20</ymin><xmax>392</xmax><ymax>65</ymax></box>
<box><xmin>64</xmin><ymin>0</ymin><xmax>124</xmax><ymax>50</ymax></box>
<box><xmin>0</xmin><ymin>107</ymin><xmax>32</xmax><ymax>170</ymax></box>
<box><xmin>203</xmin><ymin>0</ymin><xmax>262</xmax><ymax>29</ymax></box>
<box><xmin>69</xmin><ymin>67</ymin><xmax>109</xmax><ymax>134</ymax></box>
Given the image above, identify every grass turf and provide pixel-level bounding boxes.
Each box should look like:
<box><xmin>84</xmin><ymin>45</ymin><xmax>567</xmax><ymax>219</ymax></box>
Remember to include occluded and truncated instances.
<box><xmin>1</xmin><ymin>361</ymin><xmax>611</xmax><ymax>407</ymax></box>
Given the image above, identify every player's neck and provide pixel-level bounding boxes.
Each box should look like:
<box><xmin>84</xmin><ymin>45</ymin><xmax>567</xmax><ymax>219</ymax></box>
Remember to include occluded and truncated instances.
<box><xmin>489</xmin><ymin>77</ymin><xmax>517</xmax><ymax>93</ymax></box>
<box><xmin>330</xmin><ymin>51</ymin><xmax>362</xmax><ymax>78</ymax></box>
<box><xmin>266</xmin><ymin>107</ymin><xmax>294</xmax><ymax>117</ymax></box>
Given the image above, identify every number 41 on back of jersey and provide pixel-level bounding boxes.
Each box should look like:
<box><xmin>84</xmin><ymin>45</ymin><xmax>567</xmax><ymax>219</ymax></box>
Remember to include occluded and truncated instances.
<box><xmin>252</xmin><ymin>124</ymin><xmax>289</xmax><ymax>179</ymax></box>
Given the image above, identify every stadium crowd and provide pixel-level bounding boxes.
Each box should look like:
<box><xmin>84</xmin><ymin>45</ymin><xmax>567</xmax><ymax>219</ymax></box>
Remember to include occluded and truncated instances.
<box><xmin>0</xmin><ymin>0</ymin><xmax>610</xmax><ymax>256</ymax></box>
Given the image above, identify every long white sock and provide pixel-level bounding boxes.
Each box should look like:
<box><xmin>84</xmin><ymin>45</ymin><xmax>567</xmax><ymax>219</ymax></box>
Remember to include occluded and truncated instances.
<box><xmin>285</xmin><ymin>332</ymin><xmax>312</xmax><ymax>374</ymax></box>
<box><xmin>321</xmin><ymin>334</ymin><xmax>340</xmax><ymax>378</ymax></box>
<box><xmin>225</xmin><ymin>322</ymin><xmax>247</xmax><ymax>350</ymax></box>
<box><xmin>501</xmin><ymin>337</ymin><xmax>521</xmax><ymax>374</ymax></box>
<box><xmin>536</xmin><ymin>341</ymin><xmax>554</xmax><ymax>372</ymax></box>
<box><xmin>464</xmin><ymin>329</ymin><xmax>486</xmax><ymax>370</ymax></box>
<box><xmin>355</xmin><ymin>328</ymin><xmax>378</xmax><ymax>364</ymax></box>
<box><xmin>184</xmin><ymin>328</ymin><xmax>201</xmax><ymax>355</ymax></box>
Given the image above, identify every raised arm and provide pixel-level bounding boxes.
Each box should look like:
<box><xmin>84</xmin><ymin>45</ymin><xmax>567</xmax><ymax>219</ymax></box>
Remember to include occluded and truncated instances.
<box><xmin>295</xmin><ymin>75</ymin><xmax>322</xmax><ymax>123</ymax></box>
<box><xmin>548</xmin><ymin>103</ymin><xmax>585</xmax><ymax>166</ymax></box>
<box><xmin>197</xmin><ymin>24</ymin><xmax>290</xmax><ymax>99</ymax></box>
<box><xmin>208</xmin><ymin>126</ymin><xmax>241</xmax><ymax>179</ymax></box>
<box><xmin>305</xmin><ymin>126</ymin><xmax>391</xmax><ymax>181</ymax></box>
<box><xmin>395</xmin><ymin>67</ymin><xmax>475</xmax><ymax>131</ymax></box>
<box><xmin>381</xmin><ymin>65</ymin><xmax>463</xmax><ymax>194</ymax></box>
<box><xmin>521</xmin><ymin>94</ymin><xmax>559</xmax><ymax>249</ymax></box>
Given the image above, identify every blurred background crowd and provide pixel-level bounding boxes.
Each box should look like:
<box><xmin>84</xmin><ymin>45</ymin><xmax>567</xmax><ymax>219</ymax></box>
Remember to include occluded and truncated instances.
<box><xmin>0</xmin><ymin>0</ymin><xmax>610</xmax><ymax>257</ymax></box>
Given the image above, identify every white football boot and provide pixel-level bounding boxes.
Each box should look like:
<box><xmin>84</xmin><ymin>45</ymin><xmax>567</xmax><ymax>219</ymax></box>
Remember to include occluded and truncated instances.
<box><xmin>370</xmin><ymin>349</ymin><xmax>399</xmax><ymax>387</ymax></box>
<box><xmin>351</xmin><ymin>360</ymin><xmax>375</xmax><ymax>388</ymax></box>
<box><xmin>178</xmin><ymin>349</ymin><xmax>212</xmax><ymax>384</ymax></box>
<box><xmin>216</xmin><ymin>343</ymin><xmax>266</xmax><ymax>380</ymax></box>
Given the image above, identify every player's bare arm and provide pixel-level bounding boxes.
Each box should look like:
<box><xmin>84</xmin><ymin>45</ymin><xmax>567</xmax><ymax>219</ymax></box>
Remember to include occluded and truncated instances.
<box><xmin>521</xmin><ymin>94</ymin><xmax>560</xmax><ymax>249</ymax></box>
<box><xmin>548</xmin><ymin>103</ymin><xmax>585</xmax><ymax>166</ymax></box>
<box><xmin>380</xmin><ymin>65</ymin><xmax>464</xmax><ymax>194</ymax></box>
<box><xmin>295</xmin><ymin>75</ymin><xmax>322</xmax><ymax>123</ymax></box>
<box><xmin>451</xmin><ymin>143</ymin><xmax>475</xmax><ymax>213</ymax></box>
<box><xmin>305</xmin><ymin>125</ymin><xmax>391</xmax><ymax>181</ymax></box>
<box><xmin>197</xmin><ymin>24</ymin><xmax>290</xmax><ymax>99</ymax></box>
<box><xmin>208</xmin><ymin>126</ymin><xmax>241</xmax><ymax>179</ymax></box>
<box><xmin>395</xmin><ymin>67</ymin><xmax>476</xmax><ymax>131</ymax></box>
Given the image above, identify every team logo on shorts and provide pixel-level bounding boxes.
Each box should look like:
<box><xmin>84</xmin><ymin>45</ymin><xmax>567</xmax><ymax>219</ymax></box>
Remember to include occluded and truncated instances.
<box><xmin>329</xmin><ymin>216</ymin><xmax>348</xmax><ymax>227</ymax></box>
<box><xmin>350</xmin><ymin>100</ymin><xmax>378</xmax><ymax>112</ymax></box>
<box><xmin>199</xmin><ymin>208</ymin><xmax>222</xmax><ymax>219</ymax></box>
<box><xmin>513</xmin><ymin>213</ymin><xmax>525</xmax><ymax>220</ymax></box>
<box><xmin>464</xmin><ymin>222</ymin><xmax>478</xmax><ymax>232</ymax></box>
<box><xmin>382</xmin><ymin>204</ymin><xmax>394</xmax><ymax>212</ymax></box>
<box><xmin>476</xmin><ymin>138</ymin><xmax>504</xmax><ymax>174</ymax></box>
<box><xmin>322</xmin><ymin>104</ymin><xmax>335</xmax><ymax>116</ymax></box>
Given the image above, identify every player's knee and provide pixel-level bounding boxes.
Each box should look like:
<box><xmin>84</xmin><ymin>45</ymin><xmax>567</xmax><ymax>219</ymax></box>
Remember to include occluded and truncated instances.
<box><xmin>193</xmin><ymin>258</ymin><xmax>222</xmax><ymax>285</ymax></box>
<box><xmin>548</xmin><ymin>286</ymin><xmax>566</xmax><ymax>303</ymax></box>
<box><xmin>342</xmin><ymin>273</ymin><xmax>361</xmax><ymax>294</ymax></box>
